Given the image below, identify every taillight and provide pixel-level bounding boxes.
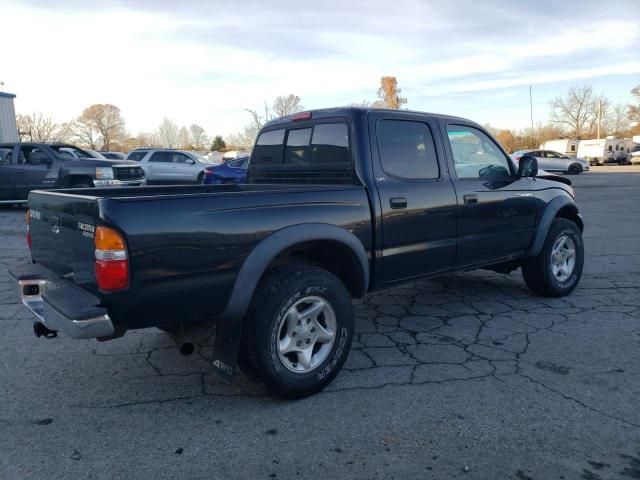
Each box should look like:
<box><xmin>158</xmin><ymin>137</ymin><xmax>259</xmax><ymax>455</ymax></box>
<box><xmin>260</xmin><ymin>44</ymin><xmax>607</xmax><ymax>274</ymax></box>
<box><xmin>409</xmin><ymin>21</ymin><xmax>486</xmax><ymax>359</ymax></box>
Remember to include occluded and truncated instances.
<box><xmin>292</xmin><ymin>111</ymin><xmax>312</xmax><ymax>121</ymax></box>
<box><xmin>95</xmin><ymin>226</ymin><xmax>129</xmax><ymax>291</ymax></box>
<box><xmin>204</xmin><ymin>169</ymin><xmax>215</xmax><ymax>176</ymax></box>
<box><xmin>26</xmin><ymin>210</ymin><xmax>32</xmax><ymax>250</ymax></box>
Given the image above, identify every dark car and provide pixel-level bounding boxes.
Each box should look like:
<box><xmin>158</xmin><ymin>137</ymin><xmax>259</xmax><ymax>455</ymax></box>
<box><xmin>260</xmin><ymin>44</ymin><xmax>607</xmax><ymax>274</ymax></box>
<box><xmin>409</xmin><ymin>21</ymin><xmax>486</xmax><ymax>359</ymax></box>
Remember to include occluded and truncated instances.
<box><xmin>100</xmin><ymin>151</ymin><xmax>127</xmax><ymax>160</ymax></box>
<box><xmin>10</xmin><ymin>107</ymin><xmax>584</xmax><ymax>398</ymax></box>
<box><xmin>202</xmin><ymin>156</ymin><xmax>249</xmax><ymax>184</ymax></box>
<box><xmin>0</xmin><ymin>142</ymin><xmax>146</xmax><ymax>203</ymax></box>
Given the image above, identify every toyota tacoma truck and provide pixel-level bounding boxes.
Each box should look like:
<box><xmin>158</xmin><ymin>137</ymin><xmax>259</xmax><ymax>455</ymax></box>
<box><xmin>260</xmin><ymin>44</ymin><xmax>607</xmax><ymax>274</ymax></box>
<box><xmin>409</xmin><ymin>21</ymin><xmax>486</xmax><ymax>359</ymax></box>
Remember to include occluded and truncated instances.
<box><xmin>0</xmin><ymin>142</ymin><xmax>146</xmax><ymax>204</ymax></box>
<box><xmin>10</xmin><ymin>108</ymin><xmax>585</xmax><ymax>398</ymax></box>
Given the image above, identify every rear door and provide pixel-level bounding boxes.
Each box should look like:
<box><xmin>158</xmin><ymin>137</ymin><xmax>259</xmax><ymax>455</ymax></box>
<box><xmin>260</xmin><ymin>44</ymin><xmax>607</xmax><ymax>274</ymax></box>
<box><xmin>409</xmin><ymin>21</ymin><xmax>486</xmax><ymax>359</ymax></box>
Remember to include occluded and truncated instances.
<box><xmin>369</xmin><ymin>112</ymin><xmax>458</xmax><ymax>282</ymax></box>
<box><xmin>441</xmin><ymin>122</ymin><xmax>536</xmax><ymax>266</ymax></box>
<box><xmin>144</xmin><ymin>151</ymin><xmax>172</xmax><ymax>181</ymax></box>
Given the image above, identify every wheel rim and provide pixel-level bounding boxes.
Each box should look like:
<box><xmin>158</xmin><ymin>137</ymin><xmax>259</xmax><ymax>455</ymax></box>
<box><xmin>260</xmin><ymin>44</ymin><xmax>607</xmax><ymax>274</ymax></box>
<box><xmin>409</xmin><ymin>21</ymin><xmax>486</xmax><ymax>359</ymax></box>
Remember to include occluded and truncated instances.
<box><xmin>550</xmin><ymin>235</ymin><xmax>577</xmax><ymax>282</ymax></box>
<box><xmin>277</xmin><ymin>296</ymin><xmax>337</xmax><ymax>373</ymax></box>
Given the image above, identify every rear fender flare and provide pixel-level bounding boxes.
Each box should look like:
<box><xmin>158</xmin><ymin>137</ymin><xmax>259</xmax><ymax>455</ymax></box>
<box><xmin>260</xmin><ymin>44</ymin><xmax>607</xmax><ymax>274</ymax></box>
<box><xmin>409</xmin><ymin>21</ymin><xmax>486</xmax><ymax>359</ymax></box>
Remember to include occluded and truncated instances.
<box><xmin>222</xmin><ymin>223</ymin><xmax>369</xmax><ymax>320</ymax></box>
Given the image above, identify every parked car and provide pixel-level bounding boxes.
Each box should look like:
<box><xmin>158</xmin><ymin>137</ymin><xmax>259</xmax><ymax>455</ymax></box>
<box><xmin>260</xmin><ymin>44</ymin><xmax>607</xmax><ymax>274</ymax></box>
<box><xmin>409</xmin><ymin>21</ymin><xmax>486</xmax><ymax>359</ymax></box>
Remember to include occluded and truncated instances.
<box><xmin>58</xmin><ymin>147</ymin><xmax>106</xmax><ymax>160</ymax></box>
<box><xmin>630</xmin><ymin>145</ymin><xmax>640</xmax><ymax>165</ymax></box>
<box><xmin>126</xmin><ymin>148</ymin><xmax>217</xmax><ymax>183</ymax></box>
<box><xmin>0</xmin><ymin>142</ymin><xmax>146</xmax><ymax>203</ymax></box>
<box><xmin>100</xmin><ymin>151</ymin><xmax>126</xmax><ymax>160</ymax></box>
<box><xmin>10</xmin><ymin>107</ymin><xmax>585</xmax><ymax>398</ymax></box>
<box><xmin>511</xmin><ymin>150</ymin><xmax>590</xmax><ymax>174</ymax></box>
<box><xmin>202</xmin><ymin>156</ymin><xmax>249</xmax><ymax>184</ymax></box>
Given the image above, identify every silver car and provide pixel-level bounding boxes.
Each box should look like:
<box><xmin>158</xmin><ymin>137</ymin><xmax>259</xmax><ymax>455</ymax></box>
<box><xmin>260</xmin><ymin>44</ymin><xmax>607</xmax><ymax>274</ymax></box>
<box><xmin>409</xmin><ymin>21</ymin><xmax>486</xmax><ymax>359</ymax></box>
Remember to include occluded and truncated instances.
<box><xmin>126</xmin><ymin>149</ymin><xmax>217</xmax><ymax>183</ymax></box>
<box><xmin>511</xmin><ymin>150</ymin><xmax>590</xmax><ymax>174</ymax></box>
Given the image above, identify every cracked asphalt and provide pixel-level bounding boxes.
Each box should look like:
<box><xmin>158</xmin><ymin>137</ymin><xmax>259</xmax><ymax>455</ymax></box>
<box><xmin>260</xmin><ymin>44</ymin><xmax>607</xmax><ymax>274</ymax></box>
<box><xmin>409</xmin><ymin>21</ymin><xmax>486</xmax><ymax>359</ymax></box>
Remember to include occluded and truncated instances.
<box><xmin>1</xmin><ymin>172</ymin><xmax>640</xmax><ymax>479</ymax></box>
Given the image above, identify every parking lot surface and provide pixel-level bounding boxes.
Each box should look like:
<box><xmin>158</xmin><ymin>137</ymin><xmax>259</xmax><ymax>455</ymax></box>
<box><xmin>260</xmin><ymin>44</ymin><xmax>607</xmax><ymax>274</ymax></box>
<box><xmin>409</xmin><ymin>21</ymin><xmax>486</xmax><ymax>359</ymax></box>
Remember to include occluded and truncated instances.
<box><xmin>1</xmin><ymin>172</ymin><xmax>639</xmax><ymax>480</ymax></box>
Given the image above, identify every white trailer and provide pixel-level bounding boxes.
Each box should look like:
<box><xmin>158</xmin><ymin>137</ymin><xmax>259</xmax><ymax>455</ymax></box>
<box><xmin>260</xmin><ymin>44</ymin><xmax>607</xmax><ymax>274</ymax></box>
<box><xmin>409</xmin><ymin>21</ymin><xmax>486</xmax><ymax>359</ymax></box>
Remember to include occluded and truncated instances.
<box><xmin>576</xmin><ymin>137</ymin><xmax>628</xmax><ymax>165</ymax></box>
<box><xmin>540</xmin><ymin>139</ymin><xmax>580</xmax><ymax>157</ymax></box>
<box><xmin>0</xmin><ymin>92</ymin><xmax>19</xmax><ymax>143</ymax></box>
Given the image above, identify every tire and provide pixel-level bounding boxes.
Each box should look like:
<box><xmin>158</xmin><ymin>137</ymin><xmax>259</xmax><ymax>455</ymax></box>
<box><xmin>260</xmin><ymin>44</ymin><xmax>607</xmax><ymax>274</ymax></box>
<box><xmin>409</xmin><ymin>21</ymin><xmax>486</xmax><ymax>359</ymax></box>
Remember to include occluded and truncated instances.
<box><xmin>196</xmin><ymin>172</ymin><xmax>204</xmax><ymax>184</ymax></box>
<box><xmin>567</xmin><ymin>163</ymin><xmax>582</xmax><ymax>175</ymax></box>
<box><xmin>240</xmin><ymin>264</ymin><xmax>354</xmax><ymax>399</ymax></box>
<box><xmin>522</xmin><ymin>218</ymin><xmax>584</xmax><ymax>297</ymax></box>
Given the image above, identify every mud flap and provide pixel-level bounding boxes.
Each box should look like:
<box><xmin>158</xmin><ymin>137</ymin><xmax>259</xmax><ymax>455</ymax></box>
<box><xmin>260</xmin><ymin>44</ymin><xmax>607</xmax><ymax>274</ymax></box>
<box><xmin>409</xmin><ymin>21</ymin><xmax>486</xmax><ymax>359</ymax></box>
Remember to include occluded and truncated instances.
<box><xmin>211</xmin><ymin>316</ymin><xmax>243</xmax><ymax>382</ymax></box>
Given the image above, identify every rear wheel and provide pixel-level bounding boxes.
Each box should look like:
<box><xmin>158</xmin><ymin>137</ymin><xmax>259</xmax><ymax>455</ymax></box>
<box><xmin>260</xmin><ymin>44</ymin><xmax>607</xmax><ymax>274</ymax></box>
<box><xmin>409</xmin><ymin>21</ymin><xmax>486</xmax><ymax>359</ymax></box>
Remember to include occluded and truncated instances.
<box><xmin>522</xmin><ymin>218</ymin><xmax>584</xmax><ymax>297</ymax></box>
<box><xmin>240</xmin><ymin>264</ymin><xmax>354</xmax><ymax>398</ymax></box>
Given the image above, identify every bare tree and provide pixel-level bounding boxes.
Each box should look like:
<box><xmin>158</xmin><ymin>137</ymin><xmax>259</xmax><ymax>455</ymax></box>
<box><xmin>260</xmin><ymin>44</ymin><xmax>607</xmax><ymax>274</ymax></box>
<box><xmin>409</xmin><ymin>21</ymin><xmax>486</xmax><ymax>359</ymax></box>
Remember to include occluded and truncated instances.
<box><xmin>376</xmin><ymin>76</ymin><xmax>408</xmax><ymax>109</ymax></box>
<box><xmin>189</xmin><ymin>124</ymin><xmax>208</xmax><ymax>150</ymax></box>
<box><xmin>75</xmin><ymin>104</ymin><xmax>125</xmax><ymax>150</ymax></box>
<box><xmin>549</xmin><ymin>85</ymin><xmax>597</xmax><ymax>137</ymax></box>
<box><xmin>605</xmin><ymin>103</ymin><xmax>631</xmax><ymax>135</ymax></box>
<box><xmin>16</xmin><ymin>113</ymin><xmax>66</xmax><ymax>142</ymax></box>
<box><xmin>177</xmin><ymin>126</ymin><xmax>191</xmax><ymax>149</ymax></box>
<box><xmin>272</xmin><ymin>95</ymin><xmax>303</xmax><ymax>117</ymax></box>
<box><xmin>156</xmin><ymin>118</ymin><xmax>179</xmax><ymax>148</ymax></box>
<box><xmin>628</xmin><ymin>85</ymin><xmax>640</xmax><ymax>124</ymax></box>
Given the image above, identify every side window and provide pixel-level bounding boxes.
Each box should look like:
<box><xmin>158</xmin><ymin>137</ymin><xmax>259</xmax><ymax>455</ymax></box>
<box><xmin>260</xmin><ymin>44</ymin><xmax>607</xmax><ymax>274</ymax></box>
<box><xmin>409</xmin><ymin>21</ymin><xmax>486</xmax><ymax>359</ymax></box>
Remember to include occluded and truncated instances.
<box><xmin>252</xmin><ymin>129</ymin><xmax>285</xmax><ymax>165</ymax></box>
<box><xmin>284</xmin><ymin>128</ymin><xmax>312</xmax><ymax>165</ymax></box>
<box><xmin>377</xmin><ymin>120</ymin><xmax>439</xmax><ymax>180</ymax></box>
<box><xmin>446</xmin><ymin>125</ymin><xmax>511</xmax><ymax>179</ymax></box>
<box><xmin>571</xmin><ymin>145</ymin><xmax>576</xmax><ymax>152</ymax></box>
<box><xmin>172</xmin><ymin>152</ymin><xmax>191</xmax><ymax>163</ymax></box>
<box><xmin>150</xmin><ymin>151</ymin><xmax>171</xmax><ymax>163</ymax></box>
<box><xmin>128</xmin><ymin>151</ymin><xmax>147</xmax><ymax>162</ymax></box>
<box><xmin>0</xmin><ymin>148</ymin><xmax>12</xmax><ymax>164</ymax></box>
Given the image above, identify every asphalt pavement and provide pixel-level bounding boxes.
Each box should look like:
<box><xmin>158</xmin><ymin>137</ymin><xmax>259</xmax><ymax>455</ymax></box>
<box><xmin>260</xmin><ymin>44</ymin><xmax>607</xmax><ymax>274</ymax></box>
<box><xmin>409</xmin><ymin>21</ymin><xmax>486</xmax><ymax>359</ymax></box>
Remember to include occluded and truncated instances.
<box><xmin>1</xmin><ymin>171</ymin><xmax>639</xmax><ymax>479</ymax></box>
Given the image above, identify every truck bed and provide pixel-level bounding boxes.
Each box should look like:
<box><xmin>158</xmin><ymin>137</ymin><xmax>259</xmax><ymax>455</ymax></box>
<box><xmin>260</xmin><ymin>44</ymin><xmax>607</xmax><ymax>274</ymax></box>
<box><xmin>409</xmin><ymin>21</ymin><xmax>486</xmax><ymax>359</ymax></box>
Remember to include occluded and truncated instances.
<box><xmin>27</xmin><ymin>183</ymin><xmax>373</xmax><ymax>330</ymax></box>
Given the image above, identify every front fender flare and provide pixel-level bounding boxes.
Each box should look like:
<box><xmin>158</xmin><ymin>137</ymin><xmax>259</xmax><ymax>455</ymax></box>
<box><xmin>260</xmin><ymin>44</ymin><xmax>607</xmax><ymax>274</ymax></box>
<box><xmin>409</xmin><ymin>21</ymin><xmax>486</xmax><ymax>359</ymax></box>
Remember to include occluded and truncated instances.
<box><xmin>527</xmin><ymin>195</ymin><xmax>582</xmax><ymax>257</ymax></box>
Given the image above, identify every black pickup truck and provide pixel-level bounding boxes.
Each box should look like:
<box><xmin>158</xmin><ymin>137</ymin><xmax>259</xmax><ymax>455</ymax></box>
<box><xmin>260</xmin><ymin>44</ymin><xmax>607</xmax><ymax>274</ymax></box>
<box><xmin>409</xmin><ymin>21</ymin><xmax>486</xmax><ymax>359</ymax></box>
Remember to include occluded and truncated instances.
<box><xmin>10</xmin><ymin>107</ymin><xmax>584</xmax><ymax>398</ymax></box>
<box><xmin>0</xmin><ymin>142</ymin><xmax>146</xmax><ymax>203</ymax></box>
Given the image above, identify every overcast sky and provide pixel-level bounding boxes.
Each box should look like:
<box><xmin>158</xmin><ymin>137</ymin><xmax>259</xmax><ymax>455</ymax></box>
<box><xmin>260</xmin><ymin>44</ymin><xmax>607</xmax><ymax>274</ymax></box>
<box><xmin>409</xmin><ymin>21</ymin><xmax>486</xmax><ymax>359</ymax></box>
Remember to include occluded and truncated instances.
<box><xmin>2</xmin><ymin>0</ymin><xmax>639</xmax><ymax>137</ymax></box>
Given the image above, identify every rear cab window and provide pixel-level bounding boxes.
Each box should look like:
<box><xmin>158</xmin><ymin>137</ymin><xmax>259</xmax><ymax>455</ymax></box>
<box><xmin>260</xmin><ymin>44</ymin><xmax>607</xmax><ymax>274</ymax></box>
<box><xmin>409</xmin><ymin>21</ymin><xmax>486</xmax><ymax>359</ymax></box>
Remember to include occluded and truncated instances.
<box><xmin>250</xmin><ymin>121</ymin><xmax>352</xmax><ymax>184</ymax></box>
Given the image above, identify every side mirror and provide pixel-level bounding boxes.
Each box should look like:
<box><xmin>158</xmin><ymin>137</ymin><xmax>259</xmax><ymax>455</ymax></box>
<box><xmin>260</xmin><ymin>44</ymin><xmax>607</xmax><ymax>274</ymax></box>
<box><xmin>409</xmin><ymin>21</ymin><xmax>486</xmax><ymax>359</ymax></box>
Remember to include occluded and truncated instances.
<box><xmin>517</xmin><ymin>155</ymin><xmax>538</xmax><ymax>177</ymax></box>
<box><xmin>186</xmin><ymin>158</ymin><xmax>196</xmax><ymax>165</ymax></box>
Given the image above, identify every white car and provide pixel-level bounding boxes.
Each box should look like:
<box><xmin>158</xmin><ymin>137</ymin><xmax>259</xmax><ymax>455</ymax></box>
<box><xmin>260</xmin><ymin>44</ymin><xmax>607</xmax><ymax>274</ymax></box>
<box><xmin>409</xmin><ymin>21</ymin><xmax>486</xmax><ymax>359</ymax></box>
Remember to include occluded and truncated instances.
<box><xmin>511</xmin><ymin>150</ymin><xmax>590</xmax><ymax>174</ymax></box>
<box><xmin>629</xmin><ymin>145</ymin><xmax>640</xmax><ymax>165</ymax></box>
<box><xmin>126</xmin><ymin>149</ymin><xmax>218</xmax><ymax>183</ymax></box>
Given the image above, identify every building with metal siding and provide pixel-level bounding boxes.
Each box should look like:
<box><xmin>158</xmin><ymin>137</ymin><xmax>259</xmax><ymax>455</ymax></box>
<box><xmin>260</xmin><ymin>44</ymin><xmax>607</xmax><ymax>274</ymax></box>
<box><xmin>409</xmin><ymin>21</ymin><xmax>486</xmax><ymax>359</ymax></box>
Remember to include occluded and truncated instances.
<box><xmin>0</xmin><ymin>92</ymin><xmax>19</xmax><ymax>142</ymax></box>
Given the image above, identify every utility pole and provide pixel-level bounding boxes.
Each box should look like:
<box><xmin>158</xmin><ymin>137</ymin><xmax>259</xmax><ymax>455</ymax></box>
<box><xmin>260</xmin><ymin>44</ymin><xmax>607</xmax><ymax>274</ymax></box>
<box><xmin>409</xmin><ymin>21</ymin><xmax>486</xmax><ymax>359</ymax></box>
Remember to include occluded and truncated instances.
<box><xmin>529</xmin><ymin>85</ymin><xmax>534</xmax><ymax>148</ymax></box>
<box><xmin>597</xmin><ymin>99</ymin><xmax>602</xmax><ymax>139</ymax></box>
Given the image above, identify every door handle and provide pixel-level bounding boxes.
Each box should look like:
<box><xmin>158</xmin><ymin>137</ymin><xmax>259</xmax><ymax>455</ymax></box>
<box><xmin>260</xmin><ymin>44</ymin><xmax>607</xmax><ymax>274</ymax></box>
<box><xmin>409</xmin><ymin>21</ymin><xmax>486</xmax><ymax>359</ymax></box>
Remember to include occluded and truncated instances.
<box><xmin>463</xmin><ymin>194</ymin><xmax>478</xmax><ymax>205</ymax></box>
<box><xmin>389</xmin><ymin>197</ymin><xmax>407</xmax><ymax>209</ymax></box>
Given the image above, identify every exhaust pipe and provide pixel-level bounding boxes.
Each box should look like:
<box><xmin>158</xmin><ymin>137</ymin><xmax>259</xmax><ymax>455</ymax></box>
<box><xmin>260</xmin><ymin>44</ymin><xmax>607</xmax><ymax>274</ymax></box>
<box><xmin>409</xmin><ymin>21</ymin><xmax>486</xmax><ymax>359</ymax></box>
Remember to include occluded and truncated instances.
<box><xmin>179</xmin><ymin>342</ymin><xmax>195</xmax><ymax>356</ymax></box>
<box><xmin>33</xmin><ymin>322</ymin><xmax>57</xmax><ymax>338</ymax></box>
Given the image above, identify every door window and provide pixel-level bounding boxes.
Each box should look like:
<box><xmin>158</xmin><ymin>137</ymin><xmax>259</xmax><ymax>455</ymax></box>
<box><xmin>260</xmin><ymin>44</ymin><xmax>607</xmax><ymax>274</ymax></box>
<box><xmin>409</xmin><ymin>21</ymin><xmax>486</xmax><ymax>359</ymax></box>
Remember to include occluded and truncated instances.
<box><xmin>377</xmin><ymin>120</ymin><xmax>439</xmax><ymax>180</ymax></box>
<box><xmin>446</xmin><ymin>125</ymin><xmax>512</xmax><ymax>179</ymax></box>
<box><xmin>172</xmin><ymin>152</ymin><xmax>193</xmax><ymax>164</ymax></box>
<box><xmin>149</xmin><ymin>151</ymin><xmax>172</xmax><ymax>162</ymax></box>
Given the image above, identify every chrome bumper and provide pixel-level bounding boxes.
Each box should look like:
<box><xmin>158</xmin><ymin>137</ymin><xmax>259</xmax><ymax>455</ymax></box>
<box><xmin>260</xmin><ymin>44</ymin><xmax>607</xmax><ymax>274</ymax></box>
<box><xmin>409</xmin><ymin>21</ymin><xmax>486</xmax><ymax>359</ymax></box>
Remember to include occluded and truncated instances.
<box><xmin>11</xmin><ymin>265</ymin><xmax>114</xmax><ymax>339</ymax></box>
<box><xmin>94</xmin><ymin>179</ymin><xmax>146</xmax><ymax>187</ymax></box>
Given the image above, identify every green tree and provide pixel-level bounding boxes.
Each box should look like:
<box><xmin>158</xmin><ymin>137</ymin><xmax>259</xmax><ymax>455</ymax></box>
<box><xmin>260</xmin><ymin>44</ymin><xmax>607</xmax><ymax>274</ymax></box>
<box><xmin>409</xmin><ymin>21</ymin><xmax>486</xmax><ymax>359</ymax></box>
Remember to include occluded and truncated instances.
<box><xmin>211</xmin><ymin>135</ymin><xmax>226</xmax><ymax>151</ymax></box>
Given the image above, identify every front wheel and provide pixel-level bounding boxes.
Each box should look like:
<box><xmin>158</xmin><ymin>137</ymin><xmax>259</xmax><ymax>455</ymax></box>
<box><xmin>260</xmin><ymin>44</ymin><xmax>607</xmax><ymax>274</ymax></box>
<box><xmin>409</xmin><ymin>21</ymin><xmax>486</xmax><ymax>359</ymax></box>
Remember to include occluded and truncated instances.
<box><xmin>522</xmin><ymin>218</ymin><xmax>584</xmax><ymax>297</ymax></box>
<box><xmin>567</xmin><ymin>163</ymin><xmax>582</xmax><ymax>175</ymax></box>
<box><xmin>240</xmin><ymin>265</ymin><xmax>354</xmax><ymax>398</ymax></box>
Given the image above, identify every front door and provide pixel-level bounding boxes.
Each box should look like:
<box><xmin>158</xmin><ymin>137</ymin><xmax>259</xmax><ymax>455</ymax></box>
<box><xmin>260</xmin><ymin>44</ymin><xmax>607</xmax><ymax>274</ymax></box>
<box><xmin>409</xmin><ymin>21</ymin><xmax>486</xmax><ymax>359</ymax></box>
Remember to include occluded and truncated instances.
<box><xmin>441</xmin><ymin>122</ymin><xmax>536</xmax><ymax>266</ymax></box>
<box><xmin>370</xmin><ymin>112</ymin><xmax>458</xmax><ymax>283</ymax></box>
<box><xmin>13</xmin><ymin>146</ymin><xmax>55</xmax><ymax>199</ymax></box>
<box><xmin>0</xmin><ymin>147</ymin><xmax>16</xmax><ymax>200</ymax></box>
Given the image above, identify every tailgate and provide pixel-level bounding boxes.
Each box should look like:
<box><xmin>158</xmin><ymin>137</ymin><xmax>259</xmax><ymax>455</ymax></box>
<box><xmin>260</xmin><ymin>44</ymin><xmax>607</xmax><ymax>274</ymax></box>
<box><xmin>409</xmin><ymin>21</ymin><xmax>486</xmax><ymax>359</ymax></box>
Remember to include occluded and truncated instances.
<box><xmin>28</xmin><ymin>191</ymin><xmax>99</xmax><ymax>290</ymax></box>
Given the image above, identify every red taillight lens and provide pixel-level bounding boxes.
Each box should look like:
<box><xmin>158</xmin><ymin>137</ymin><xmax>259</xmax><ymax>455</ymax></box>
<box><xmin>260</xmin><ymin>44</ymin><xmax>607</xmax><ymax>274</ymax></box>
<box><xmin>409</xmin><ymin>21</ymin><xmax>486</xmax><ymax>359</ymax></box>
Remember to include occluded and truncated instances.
<box><xmin>204</xmin><ymin>169</ymin><xmax>215</xmax><ymax>176</ymax></box>
<box><xmin>95</xmin><ymin>259</ymin><xmax>129</xmax><ymax>291</ymax></box>
<box><xmin>26</xmin><ymin>210</ymin><xmax>32</xmax><ymax>250</ymax></box>
<box><xmin>95</xmin><ymin>226</ymin><xmax>129</xmax><ymax>291</ymax></box>
<box><xmin>292</xmin><ymin>111</ymin><xmax>312</xmax><ymax>121</ymax></box>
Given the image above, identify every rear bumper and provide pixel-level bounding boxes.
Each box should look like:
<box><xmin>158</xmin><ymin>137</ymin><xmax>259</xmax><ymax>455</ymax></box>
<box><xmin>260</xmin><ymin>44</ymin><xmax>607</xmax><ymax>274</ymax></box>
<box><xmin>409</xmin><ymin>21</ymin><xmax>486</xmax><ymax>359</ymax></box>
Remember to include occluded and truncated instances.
<box><xmin>9</xmin><ymin>263</ymin><xmax>114</xmax><ymax>339</ymax></box>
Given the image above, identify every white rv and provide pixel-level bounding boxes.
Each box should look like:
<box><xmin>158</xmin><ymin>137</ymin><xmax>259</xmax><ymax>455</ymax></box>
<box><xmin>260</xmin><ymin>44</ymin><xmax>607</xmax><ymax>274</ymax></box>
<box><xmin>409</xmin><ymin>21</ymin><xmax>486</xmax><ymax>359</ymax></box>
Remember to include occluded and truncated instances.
<box><xmin>576</xmin><ymin>137</ymin><xmax>628</xmax><ymax>165</ymax></box>
<box><xmin>540</xmin><ymin>139</ymin><xmax>580</xmax><ymax>157</ymax></box>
